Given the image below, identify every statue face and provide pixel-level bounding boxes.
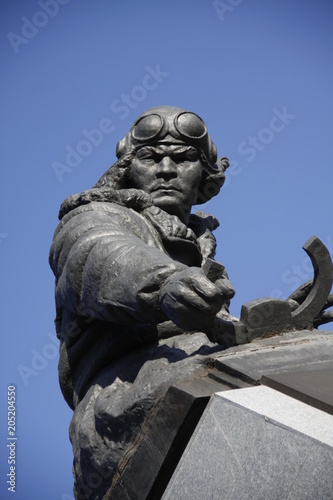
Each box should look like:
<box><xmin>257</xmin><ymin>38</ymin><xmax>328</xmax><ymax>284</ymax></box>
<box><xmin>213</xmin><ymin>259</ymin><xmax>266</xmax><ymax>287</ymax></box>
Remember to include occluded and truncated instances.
<box><xmin>129</xmin><ymin>144</ymin><xmax>203</xmax><ymax>223</ymax></box>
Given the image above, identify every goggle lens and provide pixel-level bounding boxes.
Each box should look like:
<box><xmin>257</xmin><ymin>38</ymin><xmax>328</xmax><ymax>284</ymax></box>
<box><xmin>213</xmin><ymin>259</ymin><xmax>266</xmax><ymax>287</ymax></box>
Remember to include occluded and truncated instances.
<box><xmin>132</xmin><ymin>114</ymin><xmax>163</xmax><ymax>141</ymax></box>
<box><xmin>174</xmin><ymin>112</ymin><xmax>207</xmax><ymax>140</ymax></box>
<box><xmin>132</xmin><ymin>112</ymin><xmax>207</xmax><ymax>143</ymax></box>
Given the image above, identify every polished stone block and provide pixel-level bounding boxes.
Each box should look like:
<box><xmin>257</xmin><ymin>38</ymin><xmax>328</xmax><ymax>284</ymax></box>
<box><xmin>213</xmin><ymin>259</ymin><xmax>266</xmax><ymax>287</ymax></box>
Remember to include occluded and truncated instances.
<box><xmin>162</xmin><ymin>386</ymin><xmax>333</xmax><ymax>499</ymax></box>
<box><xmin>262</xmin><ymin>367</ymin><xmax>333</xmax><ymax>415</ymax></box>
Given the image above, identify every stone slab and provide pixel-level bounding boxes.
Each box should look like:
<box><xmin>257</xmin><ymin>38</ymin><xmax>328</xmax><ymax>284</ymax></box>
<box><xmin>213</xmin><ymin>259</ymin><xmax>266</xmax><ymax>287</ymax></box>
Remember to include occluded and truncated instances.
<box><xmin>262</xmin><ymin>368</ymin><xmax>333</xmax><ymax>415</ymax></box>
<box><xmin>214</xmin><ymin>329</ymin><xmax>333</xmax><ymax>382</ymax></box>
<box><xmin>105</xmin><ymin>374</ymin><xmax>243</xmax><ymax>500</ymax></box>
<box><xmin>162</xmin><ymin>386</ymin><xmax>333</xmax><ymax>499</ymax></box>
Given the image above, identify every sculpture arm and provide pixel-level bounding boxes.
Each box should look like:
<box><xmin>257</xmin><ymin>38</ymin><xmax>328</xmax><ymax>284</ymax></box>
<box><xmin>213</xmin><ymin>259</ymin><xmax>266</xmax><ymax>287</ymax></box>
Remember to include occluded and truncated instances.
<box><xmin>49</xmin><ymin>202</ymin><xmax>187</xmax><ymax>325</ymax></box>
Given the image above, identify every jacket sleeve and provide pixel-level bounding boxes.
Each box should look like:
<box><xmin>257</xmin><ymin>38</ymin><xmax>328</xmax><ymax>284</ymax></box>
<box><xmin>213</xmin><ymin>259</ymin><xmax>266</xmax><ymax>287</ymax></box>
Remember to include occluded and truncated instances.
<box><xmin>49</xmin><ymin>202</ymin><xmax>187</xmax><ymax>325</ymax></box>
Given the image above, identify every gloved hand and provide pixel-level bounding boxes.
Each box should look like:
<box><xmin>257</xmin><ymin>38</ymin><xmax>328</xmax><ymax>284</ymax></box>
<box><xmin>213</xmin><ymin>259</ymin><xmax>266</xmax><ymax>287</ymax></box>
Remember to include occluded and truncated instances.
<box><xmin>160</xmin><ymin>267</ymin><xmax>235</xmax><ymax>331</ymax></box>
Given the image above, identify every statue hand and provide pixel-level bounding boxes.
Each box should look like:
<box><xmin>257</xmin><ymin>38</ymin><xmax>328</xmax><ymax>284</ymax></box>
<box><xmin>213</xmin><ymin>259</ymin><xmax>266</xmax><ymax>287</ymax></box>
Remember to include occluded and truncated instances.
<box><xmin>160</xmin><ymin>268</ymin><xmax>235</xmax><ymax>331</ymax></box>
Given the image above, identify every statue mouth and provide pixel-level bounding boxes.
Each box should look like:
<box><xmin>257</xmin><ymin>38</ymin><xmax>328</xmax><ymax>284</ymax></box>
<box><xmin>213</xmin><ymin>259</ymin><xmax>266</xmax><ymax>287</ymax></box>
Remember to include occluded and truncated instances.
<box><xmin>152</xmin><ymin>185</ymin><xmax>181</xmax><ymax>193</ymax></box>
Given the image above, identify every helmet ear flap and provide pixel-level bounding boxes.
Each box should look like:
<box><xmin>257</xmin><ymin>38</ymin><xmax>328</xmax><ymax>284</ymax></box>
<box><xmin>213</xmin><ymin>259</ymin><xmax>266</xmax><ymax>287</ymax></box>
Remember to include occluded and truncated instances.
<box><xmin>116</xmin><ymin>138</ymin><xmax>126</xmax><ymax>158</ymax></box>
<box><xmin>210</xmin><ymin>142</ymin><xmax>217</xmax><ymax>165</ymax></box>
<box><xmin>116</xmin><ymin>137</ymin><xmax>132</xmax><ymax>160</ymax></box>
<box><xmin>194</xmin><ymin>153</ymin><xmax>228</xmax><ymax>205</ymax></box>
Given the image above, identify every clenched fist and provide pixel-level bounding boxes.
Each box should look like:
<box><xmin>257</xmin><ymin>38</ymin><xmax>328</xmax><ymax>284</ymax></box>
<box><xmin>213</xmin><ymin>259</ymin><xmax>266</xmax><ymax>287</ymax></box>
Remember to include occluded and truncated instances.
<box><xmin>160</xmin><ymin>267</ymin><xmax>235</xmax><ymax>331</ymax></box>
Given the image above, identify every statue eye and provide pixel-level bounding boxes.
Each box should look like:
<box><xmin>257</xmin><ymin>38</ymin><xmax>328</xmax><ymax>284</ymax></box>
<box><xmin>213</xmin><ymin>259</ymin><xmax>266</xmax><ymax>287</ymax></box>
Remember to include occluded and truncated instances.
<box><xmin>185</xmin><ymin>149</ymin><xmax>199</xmax><ymax>161</ymax></box>
<box><xmin>137</xmin><ymin>148</ymin><xmax>156</xmax><ymax>161</ymax></box>
<box><xmin>174</xmin><ymin>149</ymin><xmax>199</xmax><ymax>162</ymax></box>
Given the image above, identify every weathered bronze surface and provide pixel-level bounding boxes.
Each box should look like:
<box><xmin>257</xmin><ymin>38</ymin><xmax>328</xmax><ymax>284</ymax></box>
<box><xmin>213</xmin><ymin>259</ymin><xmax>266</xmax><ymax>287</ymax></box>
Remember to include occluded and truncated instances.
<box><xmin>49</xmin><ymin>106</ymin><xmax>333</xmax><ymax>499</ymax></box>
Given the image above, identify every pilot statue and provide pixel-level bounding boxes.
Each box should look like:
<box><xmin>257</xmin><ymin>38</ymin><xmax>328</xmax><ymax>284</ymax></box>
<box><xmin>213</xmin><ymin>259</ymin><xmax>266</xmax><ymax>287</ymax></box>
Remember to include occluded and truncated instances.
<box><xmin>49</xmin><ymin>106</ymin><xmax>236</xmax><ymax>498</ymax></box>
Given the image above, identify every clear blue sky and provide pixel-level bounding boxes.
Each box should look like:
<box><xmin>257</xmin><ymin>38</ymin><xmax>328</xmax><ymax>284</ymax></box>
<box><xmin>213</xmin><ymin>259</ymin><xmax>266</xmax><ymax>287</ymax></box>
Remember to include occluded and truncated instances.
<box><xmin>1</xmin><ymin>1</ymin><xmax>333</xmax><ymax>498</ymax></box>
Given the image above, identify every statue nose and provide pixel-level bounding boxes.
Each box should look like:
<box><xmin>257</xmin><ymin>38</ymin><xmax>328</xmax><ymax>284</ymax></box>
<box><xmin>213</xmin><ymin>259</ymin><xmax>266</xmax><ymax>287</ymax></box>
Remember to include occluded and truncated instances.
<box><xmin>156</xmin><ymin>156</ymin><xmax>177</xmax><ymax>176</ymax></box>
<box><xmin>158</xmin><ymin>156</ymin><xmax>177</xmax><ymax>170</ymax></box>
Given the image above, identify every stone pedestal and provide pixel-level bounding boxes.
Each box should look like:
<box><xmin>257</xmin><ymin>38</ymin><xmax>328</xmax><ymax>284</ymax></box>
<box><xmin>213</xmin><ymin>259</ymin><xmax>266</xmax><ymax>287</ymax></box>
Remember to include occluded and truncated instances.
<box><xmin>163</xmin><ymin>386</ymin><xmax>333</xmax><ymax>499</ymax></box>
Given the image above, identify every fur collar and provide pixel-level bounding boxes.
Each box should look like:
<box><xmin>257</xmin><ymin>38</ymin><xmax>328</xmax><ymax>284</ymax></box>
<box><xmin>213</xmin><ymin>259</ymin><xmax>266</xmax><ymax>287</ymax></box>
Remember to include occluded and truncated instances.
<box><xmin>58</xmin><ymin>187</ymin><xmax>219</xmax><ymax>259</ymax></box>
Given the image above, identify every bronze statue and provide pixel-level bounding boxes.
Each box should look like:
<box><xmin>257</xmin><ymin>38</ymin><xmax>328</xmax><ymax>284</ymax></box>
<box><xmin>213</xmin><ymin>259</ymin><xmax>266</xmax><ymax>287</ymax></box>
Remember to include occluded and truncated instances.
<box><xmin>49</xmin><ymin>106</ymin><xmax>238</xmax><ymax>497</ymax></box>
<box><xmin>49</xmin><ymin>106</ymin><xmax>333</xmax><ymax>499</ymax></box>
